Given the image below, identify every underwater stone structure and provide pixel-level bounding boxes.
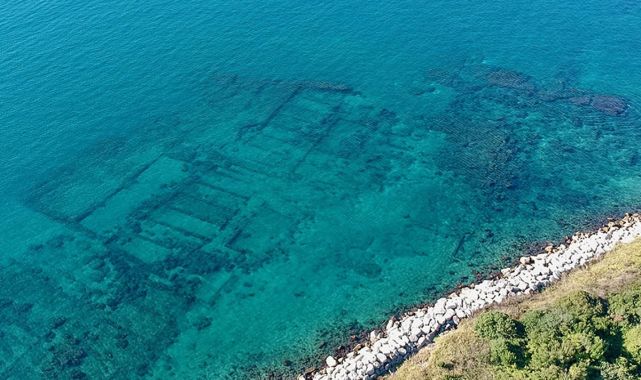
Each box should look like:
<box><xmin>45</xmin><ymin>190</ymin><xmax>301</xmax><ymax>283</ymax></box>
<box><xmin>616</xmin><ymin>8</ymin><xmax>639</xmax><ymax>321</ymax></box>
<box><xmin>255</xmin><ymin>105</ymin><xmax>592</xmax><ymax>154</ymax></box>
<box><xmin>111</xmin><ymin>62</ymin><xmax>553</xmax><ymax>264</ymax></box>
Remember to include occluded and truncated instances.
<box><xmin>7</xmin><ymin>76</ymin><xmax>394</xmax><ymax>379</ymax></box>
<box><xmin>4</xmin><ymin>62</ymin><xmax>640</xmax><ymax>379</ymax></box>
<box><xmin>305</xmin><ymin>213</ymin><xmax>641</xmax><ymax>380</ymax></box>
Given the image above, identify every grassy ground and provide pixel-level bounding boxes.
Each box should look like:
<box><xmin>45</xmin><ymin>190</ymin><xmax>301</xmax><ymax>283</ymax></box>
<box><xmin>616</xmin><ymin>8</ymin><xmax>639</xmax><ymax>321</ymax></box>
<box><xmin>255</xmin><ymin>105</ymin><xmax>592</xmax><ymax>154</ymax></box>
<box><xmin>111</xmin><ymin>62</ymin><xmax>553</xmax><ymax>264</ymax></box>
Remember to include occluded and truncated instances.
<box><xmin>386</xmin><ymin>239</ymin><xmax>641</xmax><ymax>380</ymax></box>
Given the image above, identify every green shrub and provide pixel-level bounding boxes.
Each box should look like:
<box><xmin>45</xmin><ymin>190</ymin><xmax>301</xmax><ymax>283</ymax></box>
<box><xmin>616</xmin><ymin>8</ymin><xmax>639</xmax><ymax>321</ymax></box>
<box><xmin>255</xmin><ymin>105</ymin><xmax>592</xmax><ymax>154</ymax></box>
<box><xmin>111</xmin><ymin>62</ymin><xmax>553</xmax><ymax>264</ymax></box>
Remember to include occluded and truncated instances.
<box><xmin>521</xmin><ymin>310</ymin><xmax>565</xmax><ymax>368</ymax></box>
<box><xmin>567</xmin><ymin>361</ymin><xmax>590</xmax><ymax>380</ymax></box>
<box><xmin>475</xmin><ymin>311</ymin><xmax>521</xmax><ymax>340</ymax></box>
<box><xmin>488</xmin><ymin>338</ymin><xmax>518</xmax><ymax>366</ymax></box>
<box><xmin>623</xmin><ymin>325</ymin><xmax>641</xmax><ymax>361</ymax></box>
<box><xmin>556</xmin><ymin>291</ymin><xmax>609</xmax><ymax>333</ymax></box>
<box><xmin>561</xmin><ymin>332</ymin><xmax>606</xmax><ymax>364</ymax></box>
<box><xmin>521</xmin><ymin>292</ymin><xmax>611</xmax><ymax>370</ymax></box>
<box><xmin>609</xmin><ymin>285</ymin><xmax>641</xmax><ymax>326</ymax></box>
<box><xmin>600</xmin><ymin>357</ymin><xmax>639</xmax><ymax>380</ymax></box>
<box><xmin>523</xmin><ymin>364</ymin><xmax>567</xmax><ymax>380</ymax></box>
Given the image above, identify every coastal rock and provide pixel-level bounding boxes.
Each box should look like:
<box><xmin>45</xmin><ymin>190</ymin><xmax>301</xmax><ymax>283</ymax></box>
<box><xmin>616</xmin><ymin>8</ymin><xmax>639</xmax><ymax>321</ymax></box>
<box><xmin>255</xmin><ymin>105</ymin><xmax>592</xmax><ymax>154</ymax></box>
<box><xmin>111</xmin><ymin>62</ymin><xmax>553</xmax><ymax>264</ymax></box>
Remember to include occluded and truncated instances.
<box><xmin>401</xmin><ymin>319</ymin><xmax>413</xmax><ymax>333</ymax></box>
<box><xmin>326</xmin><ymin>356</ymin><xmax>337</xmax><ymax>367</ymax></box>
<box><xmin>519</xmin><ymin>256</ymin><xmax>532</xmax><ymax>265</ymax></box>
<box><xmin>379</xmin><ymin>344</ymin><xmax>393</xmax><ymax>355</ymax></box>
<box><xmin>345</xmin><ymin>362</ymin><xmax>356</xmax><ymax>372</ymax></box>
<box><xmin>445</xmin><ymin>298</ymin><xmax>459</xmax><ymax>310</ymax></box>
<box><xmin>433</xmin><ymin>299</ymin><xmax>447</xmax><ymax>315</ymax></box>
<box><xmin>410</xmin><ymin>319</ymin><xmax>423</xmax><ymax>331</ymax></box>
<box><xmin>365</xmin><ymin>364</ymin><xmax>375</xmax><ymax>375</ymax></box>
<box><xmin>444</xmin><ymin>308</ymin><xmax>456</xmax><ymax>320</ymax></box>
<box><xmin>385</xmin><ymin>319</ymin><xmax>396</xmax><ymax>331</ymax></box>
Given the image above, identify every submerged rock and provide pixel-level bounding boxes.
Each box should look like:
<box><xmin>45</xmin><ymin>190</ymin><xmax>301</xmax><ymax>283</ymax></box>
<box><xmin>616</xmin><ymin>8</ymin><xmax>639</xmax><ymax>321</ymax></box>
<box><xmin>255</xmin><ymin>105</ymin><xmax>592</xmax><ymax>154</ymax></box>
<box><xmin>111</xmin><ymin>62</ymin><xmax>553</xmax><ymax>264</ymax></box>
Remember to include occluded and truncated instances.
<box><xmin>568</xmin><ymin>95</ymin><xmax>592</xmax><ymax>106</ymax></box>
<box><xmin>299</xmin><ymin>81</ymin><xmax>353</xmax><ymax>93</ymax></box>
<box><xmin>590</xmin><ymin>95</ymin><xmax>628</xmax><ymax>116</ymax></box>
<box><xmin>485</xmin><ymin>69</ymin><xmax>536</xmax><ymax>92</ymax></box>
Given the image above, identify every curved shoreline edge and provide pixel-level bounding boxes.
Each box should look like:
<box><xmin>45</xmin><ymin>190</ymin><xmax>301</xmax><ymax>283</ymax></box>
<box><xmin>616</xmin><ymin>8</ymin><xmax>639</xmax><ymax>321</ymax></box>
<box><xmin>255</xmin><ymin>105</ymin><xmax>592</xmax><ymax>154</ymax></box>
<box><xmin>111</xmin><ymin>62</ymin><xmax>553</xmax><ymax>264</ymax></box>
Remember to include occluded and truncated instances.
<box><xmin>302</xmin><ymin>213</ymin><xmax>641</xmax><ymax>380</ymax></box>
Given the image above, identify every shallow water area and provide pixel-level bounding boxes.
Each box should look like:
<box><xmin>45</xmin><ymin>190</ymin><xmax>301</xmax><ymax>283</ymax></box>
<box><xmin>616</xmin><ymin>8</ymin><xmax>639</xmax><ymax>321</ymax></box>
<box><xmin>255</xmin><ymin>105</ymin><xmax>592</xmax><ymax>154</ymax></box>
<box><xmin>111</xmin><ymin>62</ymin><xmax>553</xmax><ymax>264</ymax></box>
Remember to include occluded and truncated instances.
<box><xmin>1</xmin><ymin>1</ymin><xmax>641</xmax><ymax>379</ymax></box>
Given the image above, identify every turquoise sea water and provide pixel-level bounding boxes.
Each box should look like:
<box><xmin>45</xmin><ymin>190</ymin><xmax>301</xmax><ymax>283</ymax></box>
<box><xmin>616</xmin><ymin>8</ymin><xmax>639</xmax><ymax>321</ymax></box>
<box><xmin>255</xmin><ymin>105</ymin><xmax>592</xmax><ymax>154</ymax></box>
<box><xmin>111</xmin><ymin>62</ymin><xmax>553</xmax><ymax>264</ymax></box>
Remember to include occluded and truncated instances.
<box><xmin>1</xmin><ymin>1</ymin><xmax>641</xmax><ymax>378</ymax></box>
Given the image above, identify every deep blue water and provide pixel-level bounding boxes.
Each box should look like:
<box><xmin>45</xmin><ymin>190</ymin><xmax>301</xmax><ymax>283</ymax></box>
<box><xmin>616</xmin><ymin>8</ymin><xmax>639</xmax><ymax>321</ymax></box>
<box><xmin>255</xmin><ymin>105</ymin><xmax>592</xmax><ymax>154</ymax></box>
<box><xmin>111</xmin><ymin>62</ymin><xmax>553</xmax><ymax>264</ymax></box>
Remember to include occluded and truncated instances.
<box><xmin>1</xmin><ymin>1</ymin><xmax>641</xmax><ymax>378</ymax></box>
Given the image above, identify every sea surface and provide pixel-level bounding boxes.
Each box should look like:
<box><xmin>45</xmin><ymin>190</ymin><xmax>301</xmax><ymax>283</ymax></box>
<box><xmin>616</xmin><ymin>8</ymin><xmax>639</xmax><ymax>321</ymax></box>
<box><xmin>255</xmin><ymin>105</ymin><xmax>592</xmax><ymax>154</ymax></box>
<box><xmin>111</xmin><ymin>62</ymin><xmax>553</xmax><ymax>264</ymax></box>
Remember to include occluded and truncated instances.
<box><xmin>1</xmin><ymin>1</ymin><xmax>641</xmax><ymax>378</ymax></box>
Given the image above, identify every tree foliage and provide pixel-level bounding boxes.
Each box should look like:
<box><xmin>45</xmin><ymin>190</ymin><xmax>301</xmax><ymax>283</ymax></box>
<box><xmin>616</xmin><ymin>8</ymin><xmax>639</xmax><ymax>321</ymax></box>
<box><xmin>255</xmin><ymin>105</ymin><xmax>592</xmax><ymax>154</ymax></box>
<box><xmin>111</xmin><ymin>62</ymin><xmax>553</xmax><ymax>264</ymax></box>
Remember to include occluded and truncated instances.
<box><xmin>471</xmin><ymin>290</ymin><xmax>641</xmax><ymax>379</ymax></box>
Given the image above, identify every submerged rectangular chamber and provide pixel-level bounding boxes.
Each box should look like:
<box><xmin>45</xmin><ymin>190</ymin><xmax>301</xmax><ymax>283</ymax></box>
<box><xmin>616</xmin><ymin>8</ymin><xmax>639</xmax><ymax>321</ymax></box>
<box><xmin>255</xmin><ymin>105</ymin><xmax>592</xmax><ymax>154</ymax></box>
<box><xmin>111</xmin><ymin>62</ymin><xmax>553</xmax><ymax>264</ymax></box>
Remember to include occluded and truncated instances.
<box><xmin>10</xmin><ymin>75</ymin><xmax>415</xmax><ymax>379</ymax></box>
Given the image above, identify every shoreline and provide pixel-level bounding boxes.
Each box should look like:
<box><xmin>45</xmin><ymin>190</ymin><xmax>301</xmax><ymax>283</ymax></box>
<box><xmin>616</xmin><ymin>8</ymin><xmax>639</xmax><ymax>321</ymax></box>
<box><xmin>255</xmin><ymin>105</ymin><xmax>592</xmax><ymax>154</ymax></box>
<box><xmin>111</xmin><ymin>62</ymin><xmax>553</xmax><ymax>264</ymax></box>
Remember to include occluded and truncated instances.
<box><xmin>302</xmin><ymin>212</ymin><xmax>641</xmax><ymax>380</ymax></box>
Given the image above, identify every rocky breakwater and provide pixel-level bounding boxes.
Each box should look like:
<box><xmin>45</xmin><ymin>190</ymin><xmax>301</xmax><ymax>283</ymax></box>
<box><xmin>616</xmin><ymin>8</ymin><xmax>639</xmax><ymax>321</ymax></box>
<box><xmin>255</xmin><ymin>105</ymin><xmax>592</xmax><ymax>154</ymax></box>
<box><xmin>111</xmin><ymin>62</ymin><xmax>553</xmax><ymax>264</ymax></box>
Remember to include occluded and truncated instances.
<box><xmin>303</xmin><ymin>213</ymin><xmax>641</xmax><ymax>380</ymax></box>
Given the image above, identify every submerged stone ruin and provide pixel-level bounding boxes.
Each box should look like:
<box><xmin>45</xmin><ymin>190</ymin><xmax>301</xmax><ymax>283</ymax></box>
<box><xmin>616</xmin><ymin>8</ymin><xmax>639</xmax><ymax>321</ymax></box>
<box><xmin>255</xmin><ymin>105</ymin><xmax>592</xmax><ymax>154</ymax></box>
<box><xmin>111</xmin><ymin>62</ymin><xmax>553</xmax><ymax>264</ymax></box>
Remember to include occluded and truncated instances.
<box><xmin>2</xmin><ymin>61</ymin><xmax>640</xmax><ymax>379</ymax></box>
<box><xmin>4</xmin><ymin>75</ymin><xmax>433</xmax><ymax>379</ymax></box>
